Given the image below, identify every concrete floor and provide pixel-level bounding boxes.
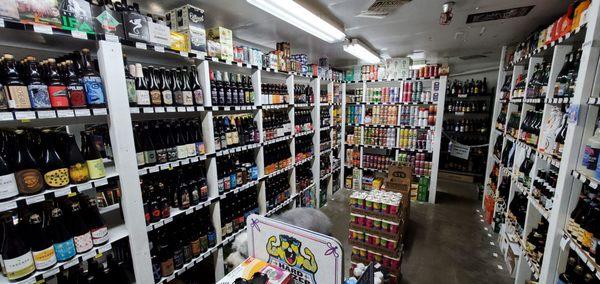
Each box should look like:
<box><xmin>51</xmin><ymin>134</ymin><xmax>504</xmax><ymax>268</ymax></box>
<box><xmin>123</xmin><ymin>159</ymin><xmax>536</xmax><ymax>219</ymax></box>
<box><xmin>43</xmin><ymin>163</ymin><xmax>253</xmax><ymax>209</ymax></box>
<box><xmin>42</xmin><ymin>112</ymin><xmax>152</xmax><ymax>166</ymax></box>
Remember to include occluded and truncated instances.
<box><xmin>320</xmin><ymin>178</ymin><xmax>513</xmax><ymax>284</ymax></box>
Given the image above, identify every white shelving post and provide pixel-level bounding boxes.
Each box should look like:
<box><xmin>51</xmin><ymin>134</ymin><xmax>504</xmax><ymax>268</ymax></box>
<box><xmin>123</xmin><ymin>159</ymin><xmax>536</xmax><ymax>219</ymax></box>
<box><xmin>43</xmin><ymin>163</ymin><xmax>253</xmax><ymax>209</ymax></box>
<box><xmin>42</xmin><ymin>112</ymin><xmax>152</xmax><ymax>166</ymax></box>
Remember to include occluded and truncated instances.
<box><xmin>97</xmin><ymin>40</ymin><xmax>154</xmax><ymax>283</ymax></box>
<box><xmin>429</xmin><ymin>76</ymin><xmax>448</xmax><ymax>203</ymax></box>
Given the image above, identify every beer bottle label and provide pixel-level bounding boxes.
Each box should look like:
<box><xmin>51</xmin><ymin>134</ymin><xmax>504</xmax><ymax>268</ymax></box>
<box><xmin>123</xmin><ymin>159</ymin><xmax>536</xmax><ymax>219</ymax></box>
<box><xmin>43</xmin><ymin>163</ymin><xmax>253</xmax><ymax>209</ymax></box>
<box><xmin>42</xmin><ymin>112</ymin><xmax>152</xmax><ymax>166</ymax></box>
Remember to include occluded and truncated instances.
<box><xmin>199</xmin><ymin>235</ymin><xmax>208</xmax><ymax>252</ymax></box>
<box><xmin>15</xmin><ymin>169</ymin><xmax>44</xmax><ymax>195</ymax></box>
<box><xmin>167</xmin><ymin>147</ymin><xmax>178</xmax><ymax>161</ymax></box>
<box><xmin>67</xmin><ymin>85</ymin><xmax>87</xmax><ymax>107</ymax></box>
<box><xmin>69</xmin><ymin>163</ymin><xmax>90</xmax><ymax>184</ymax></box>
<box><xmin>32</xmin><ymin>246</ymin><xmax>57</xmax><ymax>270</ymax></box>
<box><xmin>136</xmin><ymin>90</ymin><xmax>150</xmax><ymax>105</ymax></box>
<box><xmin>86</xmin><ymin>158</ymin><xmax>106</xmax><ymax>179</ymax></box>
<box><xmin>160</xmin><ymin>259</ymin><xmax>174</xmax><ymax>277</ymax></box>
<box><xmin>193</xmin><ymin>89</ymin><xmax>203</xmax><ymax>105</ymax></box>
<box><xmin>54</xmin><ymin>239</ymin><xmax>76</xmax><ymax>262</ymax></box>
<box><xmin>0</xmin><ymin>173</ymin><xmax>19</xmax><ymax>199</ymax></box>
<box><xmin>183</xmin><ymin>91</ymin><xmax>193</xmax><ymax>105</ymax></box>
<box><xmin>4</xmin><ymin>252</ymin><xmax>35</xmax><ymax>280</ymax></box>
<box><xmin>7</xmin><ymin>85</ymin><xmax>31</xmax><ymax>109</ymax></box>
<box><xmin>196</xmin><ymin>142</ymin><xmax>205</xmax><ymax>155</ymax></box>
<box><xmin>126</xmin><ymin>79</ymin><xmax>137</xmax><ymax>104</ymax></box>
<box><xmin>27</xmin><ymin>84</ymin><xmax>51</xmax><ymax>109</ymax></box>
<box><xmin>207</xmin><ymin>231</ymin><xmax>216</xmax><ymax>247</ymax></box>
<box><xmin>183</xmin><ymin>245</ymin><xmax>193</xmax><ymax>262</ymax></box>
<box><xmin>136</xmin><ymin>151</ymin><xmax>146</xmax><ymax>166</ymax></box>
<box><xmin>150</xmin><ymin>90</ymin><xmax>162</xmax><ymax>105</ymax></box>
<box><xmin>152</xmin><ymin>258</ymin><xmax>161</xmax><ymax>282</ymax></box>
<box><xmin>144</xmin><ymin>150</ymin><xmax>157</xmax><ymax>164</ymax></box>
<box><xmin>48</xmin><ymin>85</ymin><xmax>70</xmax><ymax>107</ymax></box>
<box><xmin>176</xmin><ymin>145</ymin><xmax>187</xmax><ymax>159</ymax></box>
<box><xmin>0</xmin><ymin>86</ymin><xmax>8</xmax><ymax>110</ymax></box>
<box><xmin>191</xmin><ymin>239</ymin><xmax>201</xmax><ymax>256</ymax></box>
<box><xmin>44</xmin><ymin>168</ymin><xmax>70</xmax><ymax>188</ymax></box>
<box><xmin>174</xmin><ymin>91</ymin><xmax>184</xmax><ymax>105</ymax></box>
<box><xmin>162</xmin><ymin>90</ymin><xmax>173</xmax><ymax>105</ymax></box>
<box><xmin>83</xmin><ymin>76</ymin><xmax>106</xmax><ymax>105</ymax></box>
<box><xmin>73</xmin><ymin>232</ymin><xmax>93</xmax><ymax>253</ymax></box>
<box><xmin>91</xmin><ymin>226</ymin><xmax>109</xmax><ymax>245</ymax></box>
<box><xmin>186</xmin><ymin>144</ymin><xmax>196</xmax><ymax>157</ymax></box>
<box><xmin>173</xmin><ymin>249</ymin><xmax>184</xmax><ymax>268</ymax></box>
<box><xmin>156</xmin><ymin>149</ymin><xmax>168</xmax><ymax>163</ymax></box>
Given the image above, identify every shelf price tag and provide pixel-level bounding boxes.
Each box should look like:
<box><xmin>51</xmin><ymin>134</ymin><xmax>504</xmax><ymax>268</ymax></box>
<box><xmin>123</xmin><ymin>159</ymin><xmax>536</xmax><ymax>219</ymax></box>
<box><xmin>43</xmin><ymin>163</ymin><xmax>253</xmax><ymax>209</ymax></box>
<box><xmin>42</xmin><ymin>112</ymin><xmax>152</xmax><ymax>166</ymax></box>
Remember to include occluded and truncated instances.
<box><xmin>74</xmin><ymin>109</ymin><xmax>91</xmax><ymax>117</ymax></box>
<box><xmin>180</xmin><ymin>51</ymin><xmax>188</xmax><ymax>57</ymax></box>
<box><xmin>37</xmin><ymin>110</ymin><xmax>56</xmax><ymax>119</ymax></box>
<box><xmin>166</xmin><ymin>107</ymin><xmax>176</xmax><ymax>112</ymax></box>
<box><xmin>0</xmin><ymin>112</ymin><xmax>13</xmax><ymax>121</ymax></box>
<box><xmin>142</xmin><ymin>107</ymin><xmax>154</xmax><ymax>113</ymax></box>
<box><xmin>64</xmin><ymin>258</ymin><xmax>80</xmax><ymax>269</ymax></box>
<box><xmin>105</xmin><ymin>34</ymin><xmax>120</xmax><ymax>42</ymax></box>
<box><xmin>130</xmin><ymin>107</ymin><xmax>140</xmax><ymax>114</ymax></box>
<box><xmin>26</xmin><ymin>195</ymin><xmax>45</xmax><ymax>205</ymax></box>
<box><xmin>43</xmin><ymin>267</ymin><xmax>60</xmax><ymax>279</ymax></box>
<box><xmin>0</xmin><ymin>19</ymin><xmax>4</xmax><ymax>28</ymax></box>
<box><xmin>33</xmin><ymin>24</ymin><xmax>53</xmax><ymax>35</ymax></box>
<box><xmin>57</xmin><ymin>109</ymin><xmax>75</xmax><ymax>117</ymax></box>
<box><xmin>0</xmin><ymin>201</ymin><xmax>17</xmax><ymax>212</ymax></box>
<box><xmin>54</xmin><ymin>187</ymin><xmax>72</xmax><ymax>197</ymax></box>
<box><xmin>155</xmin><ymin>107</ymin><xmax>165</xmax><ymax>113</ymax></box>
<box><xmin>71</xmin><ymin>30</ymin><xmax>88</xmax><ymax>39</ymax></box>
<box><xmin>93</xmin><ymin>108</ymin><xmax>108</xmax><ymax>115</ymax></box>
<box><xmin>15</xmin><ymin>111</ymin><xmax>36</xmax><ymax>120</ymax></box>
<box><xmin>154</xmin><ymin>46</ymin><xmax>165</xmax><ymax>53</ymax></box>
<box><xmin>83</xmin><ymin>250</ymin><xmax>97</xmax><ymax>260</ymax></box>
<box><xmin>77</xmin><ymin>183</ymin><xmax>93</xmax><ymax>191</ymax></box>
<box><xmin>135</xmin><ymin>42</ymin><xmax>147</xmax><ymax>50</ymax></box>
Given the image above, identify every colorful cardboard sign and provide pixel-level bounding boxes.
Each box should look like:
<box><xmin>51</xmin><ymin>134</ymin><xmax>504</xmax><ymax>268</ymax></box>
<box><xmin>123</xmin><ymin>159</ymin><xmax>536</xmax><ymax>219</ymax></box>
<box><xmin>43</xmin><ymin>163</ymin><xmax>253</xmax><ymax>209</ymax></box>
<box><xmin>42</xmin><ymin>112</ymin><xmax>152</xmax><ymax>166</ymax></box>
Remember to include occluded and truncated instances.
<box><xmin>247</xmin><ymin>214</ymin><xmax>344</xmax><ymax>284</ymax></box>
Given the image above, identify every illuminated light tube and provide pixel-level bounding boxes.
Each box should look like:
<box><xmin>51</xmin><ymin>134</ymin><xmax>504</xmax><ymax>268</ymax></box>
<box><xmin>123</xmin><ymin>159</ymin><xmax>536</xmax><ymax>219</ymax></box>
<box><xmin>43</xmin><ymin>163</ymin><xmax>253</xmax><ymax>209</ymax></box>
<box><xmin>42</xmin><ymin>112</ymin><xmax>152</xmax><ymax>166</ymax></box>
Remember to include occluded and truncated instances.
<box><xmin>247</xmin><ymin>0</ymin><xmax>346</xmax><ymax>43</ymax></box>
<box><xmin>343</xmin><ymin>39</ymin><xmax>380</xmax><ymax>64</ymax></box>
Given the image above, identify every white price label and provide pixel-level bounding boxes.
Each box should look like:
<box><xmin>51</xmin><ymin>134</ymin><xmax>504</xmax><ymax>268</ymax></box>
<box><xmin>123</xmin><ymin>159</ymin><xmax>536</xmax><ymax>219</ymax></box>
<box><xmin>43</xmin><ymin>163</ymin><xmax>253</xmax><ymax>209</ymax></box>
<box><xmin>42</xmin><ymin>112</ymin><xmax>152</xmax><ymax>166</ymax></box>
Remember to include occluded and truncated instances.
<box><xmin>138</xmin><ymin>169</ymin><xmax>147</xmax><ymax>176</ymax></box>
<box><xmin>94</xmin><ymin>179</ymin><xmax>109</xmax><ymax>187</ymax></box>
<box><xmin>177</xmin><ymin>107</ymin><xmax>186</xmax><ymax>112</ymax></box>
<box><xmin>43</xmin><ymin>267</ymin><xmax>60</xmax><ymax>278</ymax></box>
<box><xmin>0</xmin><ymin>201</ymin><xmax>17</xmax><ymax>212</ymax></box>
<box><xmin>64</xmin><ymin>258</ymin><xmax>80</xmax><ymax>269</ymax></box>
<box><xmin>587</xmin><ymin>260</ymin><xmax>596</xmax><ymax>271</ymax></box>
<box><xmin>143</xmin><ymin>107</ymin><xmax>154</xmax><ymax>113</ymax></box>
<box><xmin>74</xmin><ymin>109</ymin><xmax>91</xmax><ymax>116</ymax></box>
<box><xmin>54</xmin><ymin>187</ymin><xmax>72</xmax><ymax>197</ymax></box>
<box><xmin>105</xmin><ymin>34</ymin><xmax>120</xmax><ymax>42</ymax></box>
<box><xmin>149</xmin><ymin>166</ymin><xmax>159</xmax><ymax>173</ymax></box>
<box><xmin>0</xmin><ymin>112</ymin><xmax>13</xmax><ymax>121</ymax></box>
<box><xmin>26</xmin><ymin>195</ymin><xmax>45</xmax><ymax>205</ymax></box>
<box><xmin>130</xmin><ymin>107</ymin><xmax>140</xmax><ymax>114</ymax></box>
<box><xmin>57</xmin><ymin>109</ymin><xmax>75</xmax><ymax>117</ymax></box>
<box><xmin>155</xmin><ymin>107</ymin><xmax>165</xmax><ymax>113</ymax></box>
<box><xmin>92</xmin><ymin>108</ymin><xmax>108</xmax><ymax>115</ymax></box>
<box><xmin>180</xmin><ymin>51</ymin><xmax>189</xmax><ymax>57</ymax></box>
<box><xmin>100</xmin><ymin>244</ymin><xmax>112</xmax><ymax>253</ymax></box>
<box><xmin>166</xmin><ymin>107</ymin><xmax>176</xmax><ymax>112</ymax></box>
<box><xmin>576</xmin><ymin>247</ymin><xmax>587</xmax><ymax>260</ymax></box>
<box><xmin>15</xmin><ymin>111</ymin><xmax>36</xmax><ymax>120</ymax></box>
<box><xmin>154</xmin><ymin>46</ymin><xmax>165</xmax><ymax>53</ymax></box>
<box><xmin>0</xmin><ymin>19</ymin><xmax>5</xmax><ymax>28</ymax></box>
<box><xmin>186</xmin><ymin>107</ymin><xmax>195</xmax><ymax>112</ymax></box>
<box><xmin>37</xmin><ymin>110</ymin><xmax>56</xmax><ymax>119</ymax></box>
<box><xmin>33</xmin><ymin>24</ymin><xmax>53</xmax><ymax>34</ymax></box>
<box><xmin>71</xmin><ymin>30</ymin><xmax>88</xmax><ymax>39</ymax></box>
<box><xmin>155</xmin><ymin>221</ymin><xmax>164</xmax><ymax>228</ymax></box>
<box><xmin>185</xmin><ymin>208</ymin><xmax>194</xmax><ymax>215</ymax></box>
<box><xmin>190</xmin><ymin>157</ymin><xmax>199</xmax><ymax>163</ymax></box>
<box><xmin>77</xmin><ymin>182</ymin><xmax>93</xmax><ymax>191</ymax></box>
<box><xmin>181</xmin><ymin>159</ymin><xmax>190</xmax><ymax>165</ymax></box>
<box><xmin>83</xmin><ymin>250</ymin><xmax>97</xmax><ymax>260</ymax></box>
<box><xmin>135</xmin><ymin>42</ymin><xmax>147</xmax><ymax>50</ymax></box>
<box><xmin>164</xmin><ymin>217</ymin><xmax>173</xmax><ymax>224</ymax></box>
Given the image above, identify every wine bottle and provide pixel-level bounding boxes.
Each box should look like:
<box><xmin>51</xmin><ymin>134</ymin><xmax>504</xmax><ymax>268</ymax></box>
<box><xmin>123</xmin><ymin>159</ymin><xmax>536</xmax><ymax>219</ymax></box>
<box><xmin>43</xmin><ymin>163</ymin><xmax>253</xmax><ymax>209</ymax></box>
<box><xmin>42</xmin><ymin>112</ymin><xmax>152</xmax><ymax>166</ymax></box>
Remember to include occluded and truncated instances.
<box><xmin>80</xmin><ymin>49</ymin><xmax>106</xmax><ymax>106</ymax></box>
<box><xmin>172</xmin><ymin>69</ymin><xmax>184</xmax><ymax>106</ymax></box>
<box><xmin>1</xmin><ymin>216</ymin><xmax>35</xmax><ymax>280</ymax></box>
<box><xmin>158</xmin><ymin>233</ymin><xmax>174</xmax><ymax>277</ymax></box>
<box><xmin>67</xmin><ymin>200</ymin><xmax>93</xmax><ymax>253</ymax></box>
<box><xmin>26</xmin><ymin>212</ymin><xmax>58</xmax><ymax>270</ymax></box>
<box><xmin>48</xmin><ymin>206</ymin><xmax>76</xmax><ymax>262</ymax></box>
<box><xmin>181</xmin><ymin>67</ymin><xmax>194</xmax><ymax>106</ymax></box>
<box><xmin>141</xmin><ymin>124</ymin><xmax>157</xmax><ymax>166</ymax></box>
<box><xmin>3</xmin><ymin>54</ymin><xmax>31</xmax><ymax>109</ymax></box>
<box><xmin>41</xmin><ymin>131</ymin><xmax>70</xmax><ymax>188</ymax></box>
<box><xmin>81</xmin><ymin>131</ymin><xmax>106</xmax><ymax>179</ymax></box>
<box><xmin>191</xmin><ymin>66</ymin><xmax>204</xmax><ymax>106</ymax></box>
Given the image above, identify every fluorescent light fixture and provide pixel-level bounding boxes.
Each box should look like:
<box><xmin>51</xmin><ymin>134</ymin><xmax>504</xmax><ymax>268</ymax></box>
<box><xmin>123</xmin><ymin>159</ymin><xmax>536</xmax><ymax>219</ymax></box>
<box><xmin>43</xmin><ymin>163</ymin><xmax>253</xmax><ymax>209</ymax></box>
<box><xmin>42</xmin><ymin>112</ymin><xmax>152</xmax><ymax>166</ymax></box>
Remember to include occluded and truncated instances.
<box><xmin>343</xmin><ymin>39</ymin><xmax>380</xmax><ymax>64</ymax></box>
<box><xmin>247</xmin><ymin>0</ymin><xmax>346</xmax><ymax>43</ymax></box>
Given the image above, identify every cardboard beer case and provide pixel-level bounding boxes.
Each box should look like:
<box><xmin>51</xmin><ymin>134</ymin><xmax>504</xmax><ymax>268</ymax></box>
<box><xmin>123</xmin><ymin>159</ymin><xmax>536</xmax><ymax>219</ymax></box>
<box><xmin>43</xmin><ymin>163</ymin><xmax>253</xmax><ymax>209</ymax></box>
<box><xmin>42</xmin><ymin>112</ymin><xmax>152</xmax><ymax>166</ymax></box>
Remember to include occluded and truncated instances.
<box><xmin>384</xmin><ymin>163</ymin><xmax>412</xmax><ymax>218</ymax></box>
<box><xmin>208</xmin><ymin>26</ymin><xmax>233</xmax><ymax>61</ymax></box>
<box><xmin>16</xmin><ymin>0</ymin><xmax>62</xmax><ymax>27</ymax></box>
<box><xmin>217</xmin><ymin>257</ymin><xmax>292</xmax><ymax>284</ymax></box>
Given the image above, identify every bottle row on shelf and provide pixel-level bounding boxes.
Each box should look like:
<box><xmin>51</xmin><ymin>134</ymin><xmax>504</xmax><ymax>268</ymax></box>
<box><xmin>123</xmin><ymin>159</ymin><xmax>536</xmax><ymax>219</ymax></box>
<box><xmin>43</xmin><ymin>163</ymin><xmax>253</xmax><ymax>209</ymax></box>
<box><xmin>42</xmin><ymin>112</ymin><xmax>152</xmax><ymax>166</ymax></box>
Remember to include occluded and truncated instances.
<box><xmin>446</xmin><ymin>78</ymin><xmax>489</xmax><ymax>97</ymax></box>
<box><xmin>346</xmin><ymin>105</ymin><xmax>437</xmax><ymax>128</ymax></box>
<box><xmin>446</xmin><ymin>100</ymin><xmax>488</xmax><ymax>113</ymax></box>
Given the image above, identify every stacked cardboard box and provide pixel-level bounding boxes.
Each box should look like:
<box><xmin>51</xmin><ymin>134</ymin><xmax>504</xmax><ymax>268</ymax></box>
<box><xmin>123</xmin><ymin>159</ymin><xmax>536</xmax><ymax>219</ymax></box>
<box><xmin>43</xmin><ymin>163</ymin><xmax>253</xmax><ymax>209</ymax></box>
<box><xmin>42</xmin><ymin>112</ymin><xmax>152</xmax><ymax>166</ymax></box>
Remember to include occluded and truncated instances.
<box><xmin>348</xmin><ymin>189</ymin><xmax>405</xmax><ymax>282</ymax></box>
<box><xmin>166</xmin><ymin>4</ymin><xmax>207</xmax><ymax>54</ymax></box>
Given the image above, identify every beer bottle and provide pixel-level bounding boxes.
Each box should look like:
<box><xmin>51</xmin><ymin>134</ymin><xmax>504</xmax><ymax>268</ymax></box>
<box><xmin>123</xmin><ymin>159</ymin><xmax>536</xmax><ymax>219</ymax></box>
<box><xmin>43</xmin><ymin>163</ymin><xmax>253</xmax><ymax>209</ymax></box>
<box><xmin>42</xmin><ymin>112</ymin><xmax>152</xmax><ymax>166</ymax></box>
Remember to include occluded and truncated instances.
<box><xmin>67</xmin><ymin>200</ymin><xmax>93</xmax><ymax>253</ymax></box>
<box><xmin>64</xmin><ymin>134</ymin><xmax>90</xmax><ymax>184</ymax></box>
<box><xmin>14</xmin><ymin>130</ymin><xmax>44</xmax><ymax>195</ymax></box>
<box><xmin>80</xmin><ymin>49</ymin><xmax>106</xmax><ymax>106</ymax></box>
<box><xmin>160</xmin><ymin>67</ymin><xmax>173</xmax><ymax>106</ymax></box>
<box><xmin>81</xmin><ymin>131</ymin><xmax>106</xmax><ymax>179</ymax></box>
<box><xmin>46</xmin><ymin>58</ymin><xmax>69</xmax><ymax>108</ymax></box>
<box><xmin>190</xmin><ymin>66</ymin><xmax>204</xmax><ymax>105</ymax></box>
<box><xmin>148</xmin><ymin>66</ymin><xmax>162</xmax><ymax>106</ymax></box>
<box><xmin>48</xmin><ymin>205</ymin><xmax>76</xmax><ymax>262</ymax></box>
<box><xmin>3</xmin><ymin>54</ymin><xmax>31</xmax><ymax>109</ymax></box>
<box><xmin>181</xmin><ymin>67</ymin><xmax>193</xmax><ymax>106</ymax></box>
<box><xmin>64</xmin><ymin>60</ymin><xmax>87</xmax><ymax>108</ymax></box>
<box><xmin>41</xmin><ymin>131</ymin><xmax>70</xmax><ymax>188</ymax></box>
<box><xmin>26</xmin><ymin>212</ymin><xmax>58</xmax><ymax>270</ymax></box>
<box><xmin>1</xmin><ymin>216</ymin><xmax>35</xmax><ymax>280</ymax></box>
<box><xmin>123</xmin><ymin>55</ymin><xmax>137</xmax><ymax>107</ymax></box>
<box><xmin>25</xmin><ymin>56</ymin><xmax>51</xmax><ymax>109</ymax></box>
<box><xmin>135</xmin><ymin>63</ymin><xmax>150</xmax><ymax>106</ymax></box>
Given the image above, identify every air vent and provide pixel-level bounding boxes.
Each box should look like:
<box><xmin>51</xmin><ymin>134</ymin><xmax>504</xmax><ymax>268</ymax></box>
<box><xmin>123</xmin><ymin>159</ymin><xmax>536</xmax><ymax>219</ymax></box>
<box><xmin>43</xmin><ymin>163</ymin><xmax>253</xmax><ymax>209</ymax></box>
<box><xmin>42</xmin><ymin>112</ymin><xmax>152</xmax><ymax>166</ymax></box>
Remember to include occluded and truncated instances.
<box><xmin>357</xmin><ymin>0</ymin><xmax>411</xmax><ymax>19</ymax></box>
<box><xmin>467</xmin><ymin>6</ymin><xmax>534</xmax><ymax>23</ymax></box>
<box><xmin>459</xmin><ymin>55</ymin><xmax>488</xmax><ymax>60</ymax></box>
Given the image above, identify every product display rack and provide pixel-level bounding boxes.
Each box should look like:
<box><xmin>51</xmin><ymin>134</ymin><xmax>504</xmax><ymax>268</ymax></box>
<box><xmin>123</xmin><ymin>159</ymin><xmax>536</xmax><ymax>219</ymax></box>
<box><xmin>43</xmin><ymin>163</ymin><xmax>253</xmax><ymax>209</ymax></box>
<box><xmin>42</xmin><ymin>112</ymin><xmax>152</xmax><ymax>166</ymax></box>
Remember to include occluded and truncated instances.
<box><xmin>482</xmin><ymin>2</ymin><xmax>600</xmax><ymax>283</ymax></box>
<box><xmin>0</xmin><ymin>23</ymin><xmax>343</xmax><ymax>284</ymax></box>
<box><xmin>343</xmin><ymin>78</ymin><xmax>447</xmax><ymax>203</ymax></box>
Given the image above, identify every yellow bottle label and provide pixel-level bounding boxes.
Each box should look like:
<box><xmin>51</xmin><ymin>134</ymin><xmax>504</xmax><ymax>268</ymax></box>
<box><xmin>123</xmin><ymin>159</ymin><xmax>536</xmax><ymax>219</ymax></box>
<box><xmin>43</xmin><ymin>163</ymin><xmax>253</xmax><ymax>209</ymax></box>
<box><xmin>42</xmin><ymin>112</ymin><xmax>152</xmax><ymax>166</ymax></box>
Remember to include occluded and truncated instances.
<box><xmin>69</xmin><ymin>163</ymin><xmax>90</xmax><ymax>183</ymax></box>
<box><xmin>44</xmin><ymin>168</ymin><xmax>70</xmax><ymax>188</ymax></box>
<box><xmin>86</xmin><ymin>158</ymin><xmax>106</xmax><ymax>179</ymax></box>
<box><xmin>32</xmin><ymin>246</ymin><xmax>57</xmax><ymax>270</ymax></box>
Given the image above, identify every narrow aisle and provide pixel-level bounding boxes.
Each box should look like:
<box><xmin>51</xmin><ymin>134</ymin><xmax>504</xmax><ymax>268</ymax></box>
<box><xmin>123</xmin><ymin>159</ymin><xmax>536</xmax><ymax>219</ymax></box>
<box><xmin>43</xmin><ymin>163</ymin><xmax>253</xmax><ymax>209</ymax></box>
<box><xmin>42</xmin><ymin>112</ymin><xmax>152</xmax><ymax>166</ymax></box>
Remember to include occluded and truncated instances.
<box><xmin>321</xmin><ymin>179</ymin><xmax>512</xmax><ymax>284</ymax></box>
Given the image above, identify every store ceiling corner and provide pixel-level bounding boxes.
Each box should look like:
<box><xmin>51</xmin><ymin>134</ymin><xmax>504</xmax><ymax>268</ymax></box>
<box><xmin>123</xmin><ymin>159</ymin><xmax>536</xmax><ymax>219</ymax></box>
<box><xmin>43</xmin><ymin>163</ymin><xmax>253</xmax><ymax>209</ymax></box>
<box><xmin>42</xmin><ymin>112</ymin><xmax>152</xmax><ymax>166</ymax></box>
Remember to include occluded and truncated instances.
<box><xmin>141</xmin><ymin>0</ymin><xmax>571</xmax><ymax>71</ymax></box>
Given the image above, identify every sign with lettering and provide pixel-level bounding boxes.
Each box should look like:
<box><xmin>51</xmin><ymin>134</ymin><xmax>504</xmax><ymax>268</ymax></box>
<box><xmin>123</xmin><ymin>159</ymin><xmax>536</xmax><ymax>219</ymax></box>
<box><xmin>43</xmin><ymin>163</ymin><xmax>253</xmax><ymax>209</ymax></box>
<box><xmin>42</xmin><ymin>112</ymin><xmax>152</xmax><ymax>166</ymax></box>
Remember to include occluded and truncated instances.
<box><xmin>247</xmin><ymin>214</ymin><xmax>343</xmax><ymax>284</ymax></box>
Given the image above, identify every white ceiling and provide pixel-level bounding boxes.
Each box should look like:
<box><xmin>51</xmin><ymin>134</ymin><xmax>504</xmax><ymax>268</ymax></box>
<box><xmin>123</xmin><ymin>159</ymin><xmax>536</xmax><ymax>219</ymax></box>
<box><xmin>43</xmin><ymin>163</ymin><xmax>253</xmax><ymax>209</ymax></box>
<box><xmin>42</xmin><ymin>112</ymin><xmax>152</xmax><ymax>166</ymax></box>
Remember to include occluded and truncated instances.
<box><xmin>140</xmin><ymin>0</ymin><xmax>569</xmax><ymax>73</ymax></box>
